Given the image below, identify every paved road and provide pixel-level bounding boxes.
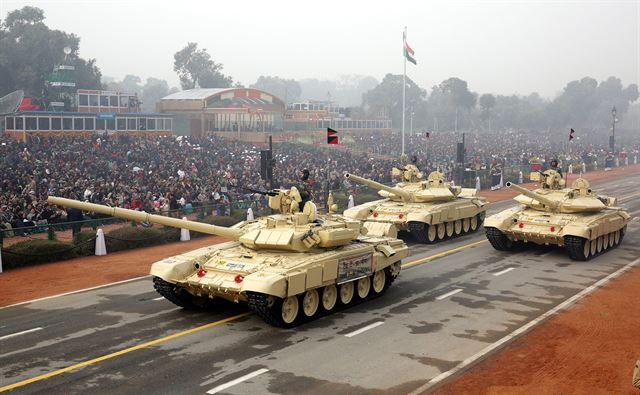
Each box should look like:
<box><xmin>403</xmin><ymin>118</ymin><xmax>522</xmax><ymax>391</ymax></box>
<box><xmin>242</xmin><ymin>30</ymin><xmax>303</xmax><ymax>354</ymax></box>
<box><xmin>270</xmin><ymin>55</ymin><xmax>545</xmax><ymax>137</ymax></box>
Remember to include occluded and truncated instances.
<box><xmin>2</xmin><ymin>174</ymin><xmax>639</xmax><ymax>395</ymax></box>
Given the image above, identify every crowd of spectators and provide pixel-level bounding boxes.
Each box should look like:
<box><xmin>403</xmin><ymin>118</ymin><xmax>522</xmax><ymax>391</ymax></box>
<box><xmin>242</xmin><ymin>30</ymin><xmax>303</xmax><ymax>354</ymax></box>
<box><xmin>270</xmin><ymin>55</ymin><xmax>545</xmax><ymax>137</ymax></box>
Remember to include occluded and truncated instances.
<box><xmin>1</xmin><ymin>128</ymin><xmax>638</xmax><ymax>234</ymax></box>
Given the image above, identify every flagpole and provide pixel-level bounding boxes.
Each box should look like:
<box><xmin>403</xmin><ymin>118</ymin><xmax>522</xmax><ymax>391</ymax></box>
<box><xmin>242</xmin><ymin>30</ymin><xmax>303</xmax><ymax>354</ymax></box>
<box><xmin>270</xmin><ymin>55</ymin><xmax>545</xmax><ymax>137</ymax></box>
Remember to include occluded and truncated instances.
<box><xmin>402</xmin><ymin>27</ymin><xmax>407</xmax><ymax>158</ymax></box>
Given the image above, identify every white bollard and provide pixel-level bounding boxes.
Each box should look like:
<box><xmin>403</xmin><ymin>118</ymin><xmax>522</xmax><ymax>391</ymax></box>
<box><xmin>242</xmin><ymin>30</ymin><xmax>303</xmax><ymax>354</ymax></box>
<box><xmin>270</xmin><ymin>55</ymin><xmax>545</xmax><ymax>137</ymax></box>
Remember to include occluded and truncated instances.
<box><xmin>499</xmin><ymin>173</ymin><xmax>504</xmax><ymax>188</ymax></box>
<box><xmin>582</xmin><ymin>163</ymin><xmax>586</xmax><ymax>173</ymax></box>
<box><xmin>95</xmin><ymin>228</ymin><xmax>107</xmax><ymax>256</ymax></box>
<box><xmin>518</xmin><ymin>171</ymin><xmax>523</xmax><ymax>184</ymax></box>
<box><xmin>615</xmin><ymin>157</ymin><xmax>619</xmax><ymax>167</ymax></box>
<box><xmin>594</xmin><ymin>161</ymin><xmax>597</xmax><ymax>171</ymax></box>
<box><xmin>0</xmin><ymin>249</ymin><xmax>3</xmax><ymax>273</ymax></box>
<box><xmin>634</xmin><ymin>155</ymin><xmax>637</xmax><ymax>164</ymax></box>
<box><xmin>568</xmin><ymin>164</ymin><xmax>573</xmax><ymax>174</ymax></box>
<box><xmin>180</xmin><ymin>216</ymin><xmax>190</xmax><ymax>241</ymax></box>
<box><xmin>348</xmin><ymin>195</ymin><xmax>355</xmax><ymax>209</ymax></box>
<box><xmin>246</xmin><ymin>207</ymin><xmax>254</xmax><ymax>221</ymax></box>
<box><xmin>625</xmin><ymin>157</ymin><xmax>628</xmax><ymax>166</ymax></box>
<box><xmin>475</xmin><ymin>176</ymin><xmax>481</xmax><ymax>190</ymax></box>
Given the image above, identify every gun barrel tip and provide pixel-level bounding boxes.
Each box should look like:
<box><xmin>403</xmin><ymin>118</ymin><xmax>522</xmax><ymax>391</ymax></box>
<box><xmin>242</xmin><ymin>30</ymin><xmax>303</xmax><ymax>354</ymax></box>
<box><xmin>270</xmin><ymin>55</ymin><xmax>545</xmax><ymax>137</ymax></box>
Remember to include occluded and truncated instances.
<box><xmin>345</xmin><ymin>173</ymin><xmax>351</xmax><ymax>178</ymax></box>
<box><xmin>506</xmin><ymin>182</ymin><xmax>513</xmax><ymax>187</ymax></box>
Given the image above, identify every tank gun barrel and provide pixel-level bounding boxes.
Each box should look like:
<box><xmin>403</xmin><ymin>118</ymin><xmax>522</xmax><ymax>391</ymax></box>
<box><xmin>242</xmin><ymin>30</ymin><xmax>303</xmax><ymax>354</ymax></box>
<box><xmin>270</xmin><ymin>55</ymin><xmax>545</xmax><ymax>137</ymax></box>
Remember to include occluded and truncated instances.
<box><xmin>506</xmin><ymin>182</ymin><xmax>558</xmax><ymax>209</ymax></box>
<box><xmin>345</xmin><ymin>173</ymin><xmax>412</xmax><ymax>202</ymax></box>
<box><xmin>48</xmin><ymin>196</ymin><xmax>243</xmax><ymax>240</ymax></box>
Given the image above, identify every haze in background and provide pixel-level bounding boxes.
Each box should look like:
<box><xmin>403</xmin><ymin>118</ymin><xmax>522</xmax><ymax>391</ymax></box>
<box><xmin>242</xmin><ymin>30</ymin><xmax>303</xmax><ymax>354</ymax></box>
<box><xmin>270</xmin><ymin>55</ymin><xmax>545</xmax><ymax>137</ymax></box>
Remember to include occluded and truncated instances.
<box><xmin>2</xmin><ymin>0</ymin><xmax>639</xmax><ymax>98</ymax></box>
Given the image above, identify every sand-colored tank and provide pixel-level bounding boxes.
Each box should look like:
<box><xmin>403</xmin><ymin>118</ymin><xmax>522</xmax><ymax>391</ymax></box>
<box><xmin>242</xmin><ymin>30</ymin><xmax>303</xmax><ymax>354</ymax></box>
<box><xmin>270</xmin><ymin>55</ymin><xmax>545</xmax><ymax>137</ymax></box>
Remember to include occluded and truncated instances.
<box><xmin>48</xmin><ymin>189</ymin><xmax>409</xmax><ymax>327</ymax></box>
<box><xmin>484</xmin><ymin>170</ymin><xmax>630</xmax><ymax>260</ymax></box>
<box><xmin>343</xmin><ymin>165</ymin><xmax>488</xmax><ymax>243</ymax></box>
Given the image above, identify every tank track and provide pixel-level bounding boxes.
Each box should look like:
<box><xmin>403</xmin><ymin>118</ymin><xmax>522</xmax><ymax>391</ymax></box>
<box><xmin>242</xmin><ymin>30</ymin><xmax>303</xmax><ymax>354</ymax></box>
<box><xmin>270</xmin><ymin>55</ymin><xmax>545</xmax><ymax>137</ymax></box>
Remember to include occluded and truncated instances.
<box><xmin>153</xmin><ymin>276</ymin><xmax>199</xmax><ymax>309</ymax></box>
<box><xmin>246</xmin><ymin>266</ymin><xmax>399</xmax><ymax>328</ymax></box>
<box><xmin>485</xmin><ymin>227</ymin><xmax>516</xmax><ymax>251</ymax></box>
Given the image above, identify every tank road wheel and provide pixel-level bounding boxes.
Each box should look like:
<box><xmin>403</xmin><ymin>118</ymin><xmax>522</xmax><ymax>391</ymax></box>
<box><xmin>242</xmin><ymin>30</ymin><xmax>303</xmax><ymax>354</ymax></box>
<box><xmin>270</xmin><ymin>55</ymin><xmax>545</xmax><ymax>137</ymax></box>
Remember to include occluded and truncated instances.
<box><xmin>281</xmin><ymin>296</ymin><xmax>299</xmax><ymax>325</ymax></box>
<box><xmin>339</xmin><ymin>282</ymin><xmax>355</xmax><ymax>305</ymax></box>
<box><xmin>446</xmin><ymin>221</ymin><xmax>454</xmax><ymax>237</ymax></box>
<box><xmin>613</xmin><ymin>230</ymin><xmax>620</xmax><ymax>246</ymax></box>
<box><xmin>372</xmin><ymin>270</ymin><xmax>386</xmax><ymax>294</ymax></box>
<box><xmin>302</xmin><ymin>289</ymin><xmax>320</xmax><ymax>318</ymax></box>
<box><xmin>590</xmin><ymin>238</ymin><xmax>597</xmax><ymax>256</ymax></box>
<box><xmin>485</xmin><ymin>227</ymin><xmax>515</xmax><ymax>251</ymax></box>
<box><xmin>608</xmin><ymin>232</ymin><xmax>615</xmax><ymax>248</ymax></box>
<box><xmin>603</xmin><ymin>233</ymin><xmax>609</xmax><ymax>250</ymax></box>
<box><xmin>321</xmin><ymin>285</ymin><xmax>338</xmax><ymax>311</ymax></box>
<box><xmin>564</xmin><ymin>235</ymin><xmax>591</xmax><ymax>261</ymax></box>
<box><xmin>470</xmin><ymin>215</ymin><xmax>479</xmax><ymax>231</ymax></box>
<box><xmin>357</xmin><ymin>277</ymin><xmax>371</xmax><ymax>299</ymax></box>
<box><xmin>454</xmin><ymin>219</ymin><xmax>463</xmax><ymax>235</ymax></box>
<box><xmin>462</xmin><ymin>218</ymin><xmax>471</xmax><ymax>233</ymax></box>
<box><xmin>596</xmin><ymin>236</ymin><xmax>603</xmax><ymax>253</ymax></box>
<box><xmin>437</xmin><ymin>223</ymin><xmax>446</xmax><ymax>240</ymax></box>
<box><xmin>427</xmin><ymin>225</ymin><xmax>437</xmax><ymax>243</ymax></box>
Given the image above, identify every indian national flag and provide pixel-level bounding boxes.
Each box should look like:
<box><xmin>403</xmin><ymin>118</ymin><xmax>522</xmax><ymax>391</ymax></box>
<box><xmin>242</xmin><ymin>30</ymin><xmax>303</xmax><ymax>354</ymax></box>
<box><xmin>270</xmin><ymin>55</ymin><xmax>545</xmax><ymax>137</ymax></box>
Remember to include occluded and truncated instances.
<box><xmin>403</xmin><ymin>28</ymin><xmax>416</xmax><ymax>65</ymax></box>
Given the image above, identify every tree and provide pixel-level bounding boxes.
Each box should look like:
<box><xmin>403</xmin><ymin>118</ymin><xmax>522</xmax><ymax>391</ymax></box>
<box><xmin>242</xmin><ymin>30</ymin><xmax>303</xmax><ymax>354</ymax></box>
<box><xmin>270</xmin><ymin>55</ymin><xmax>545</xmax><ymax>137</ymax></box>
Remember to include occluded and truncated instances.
<box><xmin>251</xmin><ymin>76</ymin><xmax>301</xmax><ymax>102</ymax></box>
<box><xmin>0</xmin><ymin>6</ymin><xmax>102</xmax><ymax>97</ymax></box>
<box><xmin>478</xmin><ymin>93</ymin><xmax>496</xmax><ymax>124</ymax></box>
<box><xmin>363</xmin><ymin>74</ymin><xmax>427</xmax><ymax>128</ymax></box>
<box><xmin>141</xmin><ymin>78</ymin><xmax>170</xmax><ymax>112</ymax></box>
<box><xmin>173</xmin><ymin>43</ymin><xmax>232</xmax><ymax>90</ymax></box>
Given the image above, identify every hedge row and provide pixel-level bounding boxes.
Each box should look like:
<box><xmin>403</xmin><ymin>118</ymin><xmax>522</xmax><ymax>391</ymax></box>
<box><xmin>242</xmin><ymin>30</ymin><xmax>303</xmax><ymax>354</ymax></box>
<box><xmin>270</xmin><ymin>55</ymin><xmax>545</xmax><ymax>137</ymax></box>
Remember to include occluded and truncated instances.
<box><xmin>0</xmin><ymin>215</ymin><xmax>239</xmax><ymax>270</ymax></box>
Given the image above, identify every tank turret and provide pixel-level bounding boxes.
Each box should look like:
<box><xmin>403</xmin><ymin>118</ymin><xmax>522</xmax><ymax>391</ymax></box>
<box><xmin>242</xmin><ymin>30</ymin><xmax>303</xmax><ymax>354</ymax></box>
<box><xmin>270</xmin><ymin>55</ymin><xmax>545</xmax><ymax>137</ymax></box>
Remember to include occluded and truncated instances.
<box><xmin>506</xmin><ymin>177</ymin><xmax>608</xmax><ymax>213</ymax></box>
<box><xmin>48</xmin><ymin>189</ymin><xmax>364</xmax><ymax>253</ymax></box>
<box><xmin>345</xmin><ymin>173</ymin><xmax>413</xmax><ymax>202</ymax></box>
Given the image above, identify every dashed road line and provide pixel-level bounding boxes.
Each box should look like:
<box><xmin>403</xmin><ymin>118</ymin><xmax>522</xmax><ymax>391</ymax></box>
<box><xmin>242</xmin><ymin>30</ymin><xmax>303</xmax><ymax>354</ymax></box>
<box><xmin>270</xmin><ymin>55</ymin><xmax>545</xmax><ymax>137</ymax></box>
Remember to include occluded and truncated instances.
<box><xmin>492</xmin><ymin>267</ymin><xmax>515</xmax><ymax>276</ymax></box>
<box><xmin>402</xmin><ymin>240</ymin><xmax>488</xmax><ymax>269</ymax></box>
<box><xmin>344</xmin><ymin>321</ymin><xmax>385</xmax><ymax>337</ymax></box>
<box><xmin>0</xmin><ymin>313</ymin><xmax>251</xmax><ymax>393</ymax></box>
<box><xmin>0</xmin><ymin>327</ymin><xmax>43</xmax><ymax>341</ymax></box>
<box><xmin>206</xmin><ymin>368</ymin><xmax>269</xmax><ymax>394</ymax></box>
<box><xmin>435</xmin><ymin>288</ymin><xmax>463</xmax><ymax>300</ymax></box>
<box><xmin>408</xmin><ymin>256</ymin><xmax>640</xmax><ymax>395</ymax></box>
<box><xmin>152</xmin><ymin>296</ymin><xmax>165</xmax><ymax>301</ymax></box>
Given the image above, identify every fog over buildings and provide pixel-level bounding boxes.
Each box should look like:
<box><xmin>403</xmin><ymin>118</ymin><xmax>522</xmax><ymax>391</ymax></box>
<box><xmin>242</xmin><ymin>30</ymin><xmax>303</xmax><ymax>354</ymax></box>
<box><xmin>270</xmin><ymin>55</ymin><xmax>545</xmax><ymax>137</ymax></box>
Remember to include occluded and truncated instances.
<box><xmin>3</xmin><ymin>0</ymin><xmax>639</xmax><ymax>98</ymax></box>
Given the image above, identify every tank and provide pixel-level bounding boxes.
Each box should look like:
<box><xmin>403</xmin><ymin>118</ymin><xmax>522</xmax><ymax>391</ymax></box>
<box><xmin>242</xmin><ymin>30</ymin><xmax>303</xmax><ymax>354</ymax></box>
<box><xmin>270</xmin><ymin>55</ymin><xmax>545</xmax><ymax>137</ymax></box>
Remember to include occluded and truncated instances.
<box><xmin>343</xmin><ymin>165</ymin><xmax>488</xmax><ymax>243</ymax></box>
<box><xmin>484</xmin><ymin>170</ymin><xmax>630</xmax><ymax>260</ymax></box>
<box><xmin>48</xmin><ymin>189</ymin><xmax>409</xmax><ymax>327</ymax></box>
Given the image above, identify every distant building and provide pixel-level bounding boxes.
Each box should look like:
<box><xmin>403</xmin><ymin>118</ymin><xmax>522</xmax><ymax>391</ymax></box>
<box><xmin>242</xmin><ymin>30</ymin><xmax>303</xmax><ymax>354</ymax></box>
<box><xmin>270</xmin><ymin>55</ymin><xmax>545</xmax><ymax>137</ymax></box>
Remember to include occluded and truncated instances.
<box><xmin>2</xmin><ymin>88</ymin><xmax>173</xmax><ymax>141</ymax></box>
<box><xmin>157</xmin><ymin>88</ymin><xmax>285</xmax><ymax>137</ymax></box>
<box><xmin>285</xmin><ymin>100</ymin><xmax>391</xmax><ymax>132</ymax></box>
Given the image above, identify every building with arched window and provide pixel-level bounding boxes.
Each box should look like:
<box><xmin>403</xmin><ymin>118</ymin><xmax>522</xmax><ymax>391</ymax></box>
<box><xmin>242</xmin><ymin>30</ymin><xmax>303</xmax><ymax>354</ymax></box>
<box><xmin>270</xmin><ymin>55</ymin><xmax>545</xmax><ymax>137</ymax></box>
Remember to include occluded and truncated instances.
<box><xmin>157</xmin><ymin>88</ymin><xmax>285</xmax><ymax>137</ymax></box>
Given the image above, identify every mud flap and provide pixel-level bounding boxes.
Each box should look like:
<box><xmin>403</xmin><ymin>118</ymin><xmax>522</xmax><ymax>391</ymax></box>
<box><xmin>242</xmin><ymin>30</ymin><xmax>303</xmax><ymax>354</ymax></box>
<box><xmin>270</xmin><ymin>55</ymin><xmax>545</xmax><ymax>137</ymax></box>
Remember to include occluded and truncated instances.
<box><xmin>363</xmin><ymin>222</ymin><xmax>397</xmax><ymax>238</ymax></box>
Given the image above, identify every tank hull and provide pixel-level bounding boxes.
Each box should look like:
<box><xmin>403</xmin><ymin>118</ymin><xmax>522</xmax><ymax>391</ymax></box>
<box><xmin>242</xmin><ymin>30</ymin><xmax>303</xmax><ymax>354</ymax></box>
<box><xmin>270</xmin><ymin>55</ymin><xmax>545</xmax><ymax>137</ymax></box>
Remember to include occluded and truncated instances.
<box><xmin>150</xmin><ymin>236</ymin><xmax>408</xmax><ymax>327</ymax></box>
<box><xmin>343</xmin><ymin>197</ymin><xmax>488</xmax><ymax>242</ymax></box>
<box><xmin>484</xmin><ymin>205</ymin><xmax>630</xmax><ymax>260</ymax></box>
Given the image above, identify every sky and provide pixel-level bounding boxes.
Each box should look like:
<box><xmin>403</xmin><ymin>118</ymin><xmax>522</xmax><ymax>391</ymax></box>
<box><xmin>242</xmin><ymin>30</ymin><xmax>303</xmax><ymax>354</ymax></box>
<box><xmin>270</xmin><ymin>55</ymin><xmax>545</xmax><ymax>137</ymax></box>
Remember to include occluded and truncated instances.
<box><xmin>2</xmin><ymin>0</ymin><xmax>639</xmax><ymax>99</ymax></box>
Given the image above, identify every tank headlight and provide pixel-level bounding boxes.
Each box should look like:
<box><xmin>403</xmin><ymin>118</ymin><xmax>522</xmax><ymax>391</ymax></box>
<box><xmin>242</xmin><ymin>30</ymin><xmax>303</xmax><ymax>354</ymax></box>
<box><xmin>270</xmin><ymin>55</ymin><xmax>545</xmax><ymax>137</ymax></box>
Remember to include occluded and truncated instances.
<box><xmin>234</xmin><ymin>275</ymin><xmax>244</xmax><ymax>284</ymax></box>
<box><xmin>550</xmin><ymin>226</ymin><xmax>556</xmax><ymax>232</ymax></box>
<box><xmin>398</xmin><ymin>213</ymin><xmax>404</xmax><ymax>219</ymax></box>
<box><xmin>518</xmin><ymin>223</ymin><xmax>524</xmax><ymax>229</ymax></box>
<box><xmin>197</xmin><ymin>268</ymin><xmax>207</xmax><ymax>277</ymax></box>
<box><xmin>373</xmin><ymin>211</ymin><xmax>379</xmax><ymax>218</ymax></box>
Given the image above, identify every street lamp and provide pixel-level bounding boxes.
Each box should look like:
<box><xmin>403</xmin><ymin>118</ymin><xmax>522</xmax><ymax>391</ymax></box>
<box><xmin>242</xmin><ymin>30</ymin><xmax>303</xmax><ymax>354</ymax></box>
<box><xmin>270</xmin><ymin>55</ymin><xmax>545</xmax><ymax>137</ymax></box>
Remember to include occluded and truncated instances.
<box><xmin>610</xmin><ymin>106</ymin><xmax>617</xmax><ymax>153</ymax></box>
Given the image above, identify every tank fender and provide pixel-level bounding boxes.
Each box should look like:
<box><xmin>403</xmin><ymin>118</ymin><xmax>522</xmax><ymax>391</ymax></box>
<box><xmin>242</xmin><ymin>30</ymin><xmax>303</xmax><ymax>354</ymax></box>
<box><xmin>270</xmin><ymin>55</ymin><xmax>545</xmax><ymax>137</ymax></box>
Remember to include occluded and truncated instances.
<box><xmin>406</xmin><ymin>213</ymin><xmax>431</xmax><ymax>223</ymax></box>
<box><xmin>241</xmin><ymin>272</ymin><xmax>287</xmax><ymax>298</ymax></box>
<box><xmin>343</xmin><ymin>200</ymin><xmax>384</xmax><ymax>220</ymax></box>
<box><xmin>484</xmin><ymin>206</ymin><xmax>522</xmax><ymax>229</ymax></box>
<box><xmin>559</xmin><ymin>224</ymin><xmax>591</xmax><ymax>239</ymax></box>
<box><xmin>150</xmin><ymin>242</ymin><xmax>238</xmax><ymax>283</ymax></box>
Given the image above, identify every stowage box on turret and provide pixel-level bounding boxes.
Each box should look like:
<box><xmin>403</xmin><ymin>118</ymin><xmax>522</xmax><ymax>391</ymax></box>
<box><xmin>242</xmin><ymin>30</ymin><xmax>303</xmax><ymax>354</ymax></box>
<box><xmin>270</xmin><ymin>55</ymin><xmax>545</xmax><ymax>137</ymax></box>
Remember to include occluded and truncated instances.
<box><xmin>484</xmin><ymin>170</ymin><xmax>630</xmax><ymax>260</ymax></box>
<box><xmin>48</xmin><ymin>189</ymin><xmax>409</xmax><ymax>327</ymax></box>
<box><xmin>343</xmin><ymin>165</ymin><xmax>488</xmax><ymax>243</ymax></box>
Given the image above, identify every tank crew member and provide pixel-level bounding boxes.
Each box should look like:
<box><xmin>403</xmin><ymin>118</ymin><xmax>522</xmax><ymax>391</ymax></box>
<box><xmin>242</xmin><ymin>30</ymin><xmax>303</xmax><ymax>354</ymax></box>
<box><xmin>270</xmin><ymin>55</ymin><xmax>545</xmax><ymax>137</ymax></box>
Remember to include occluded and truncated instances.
<box><xmin>298</xmin><ymin>169</ymin><xmax>313</xmax><ymax>208</ymax></box>
<box><xmin>550</xmin><ymin>159</ymin><xmax>563</xmax><ymax>178</ymax></box>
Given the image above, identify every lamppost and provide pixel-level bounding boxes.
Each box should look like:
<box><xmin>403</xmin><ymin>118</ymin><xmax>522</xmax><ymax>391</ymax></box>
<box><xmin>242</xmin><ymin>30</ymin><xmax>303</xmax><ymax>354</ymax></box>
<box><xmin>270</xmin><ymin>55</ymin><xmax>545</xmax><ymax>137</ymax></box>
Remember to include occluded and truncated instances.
<box><xmin>610</xmin><ymin>106</ymin><xmax>617</xmax><ymax>154</ymax></box>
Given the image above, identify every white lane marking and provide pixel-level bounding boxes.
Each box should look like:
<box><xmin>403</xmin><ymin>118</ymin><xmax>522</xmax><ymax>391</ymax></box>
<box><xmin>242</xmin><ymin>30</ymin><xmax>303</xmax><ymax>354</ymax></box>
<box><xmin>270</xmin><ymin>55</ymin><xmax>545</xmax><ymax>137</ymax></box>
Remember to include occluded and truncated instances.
<box><xmin>206</xmin><ymin>368</ymin><xmax>269</xmax><ymax>394</ymax></box>
<box><xmin>408</xmin><ymin>256</ymin><xmax>640</xmax><ymax>395</ymax></box>
<box><xmin>0</xmin><ymin>275</ymin><xmax>152</xmax><ymax>310</ymax></box>
<box><xmin>0</xmin><ymin>327</ymin><xmax>43</xmax><ymax>341</ymax></box>
<box><xmin>344</xmin><ymin>321</ymin><xmax>384</xmax><ymax>338</ymax></box>
<box><xmin>493</xmin><ymin>267</ymin><xmax>515</xmax><ymax>276</ymax></box>
<box><xmin>435</xmin><ymin>288</ymin><xmax>463</xmax><ymax>300</ymax></box>
<box><xmin>152</xmin><ymin>296</ymin><xmax>165</xmax><ymax>301</ymax></box>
